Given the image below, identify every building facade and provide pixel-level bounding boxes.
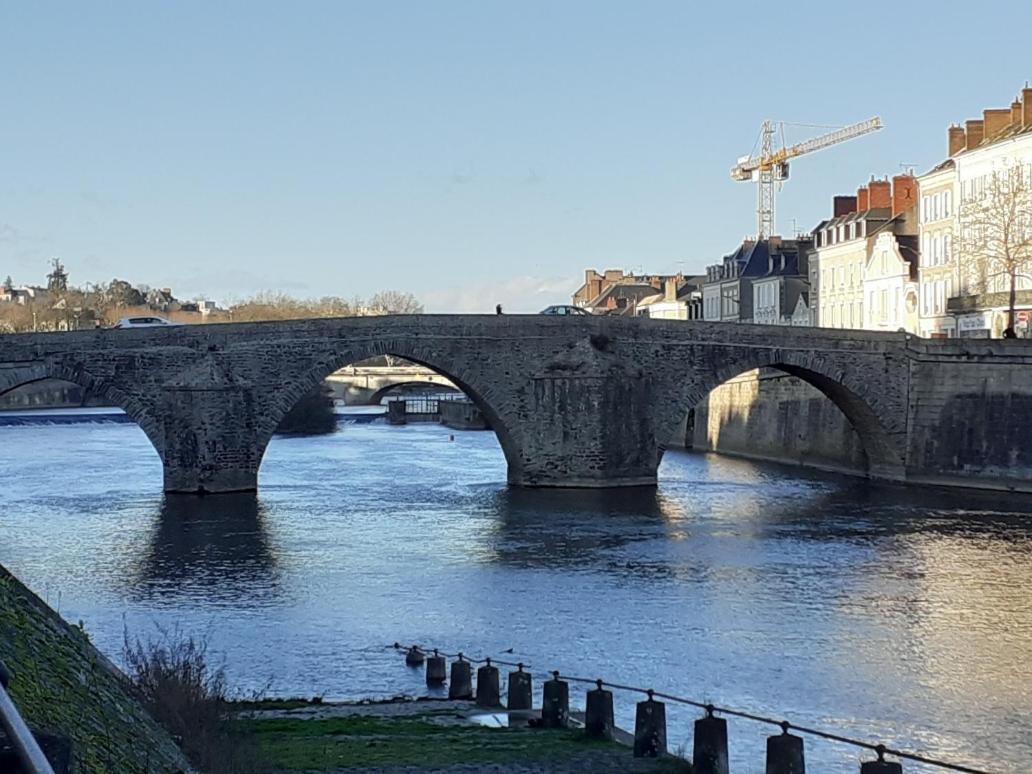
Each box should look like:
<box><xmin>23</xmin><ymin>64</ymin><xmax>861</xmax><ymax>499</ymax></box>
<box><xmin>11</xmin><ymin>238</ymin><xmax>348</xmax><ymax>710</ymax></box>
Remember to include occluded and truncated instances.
<box><xmin>808</xmin><ymin>175</ymin><xmax>918</xmax><ymax>331</ymax></box>
<box><xmin>702</xmin><ymin>238</ymin><xmax>810</xmax><ymax>324</ymax></box>
<box><xmin>917</xmin><ymin>85</ymin><xmax>1032</xmax><ymax>337</ymax></box>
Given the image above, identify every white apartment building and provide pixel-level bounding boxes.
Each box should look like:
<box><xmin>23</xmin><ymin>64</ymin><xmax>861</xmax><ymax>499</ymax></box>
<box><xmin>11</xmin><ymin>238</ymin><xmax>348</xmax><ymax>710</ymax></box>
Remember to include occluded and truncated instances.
<box><xmin>808</xmin><ymin>177</ymin><xmax>918</xmax><ymax>332</ymax></box>
<box><xmin>917</xmin><ymin>86</ymin><xmax>1032</xmax><ymax>338</ymax></box>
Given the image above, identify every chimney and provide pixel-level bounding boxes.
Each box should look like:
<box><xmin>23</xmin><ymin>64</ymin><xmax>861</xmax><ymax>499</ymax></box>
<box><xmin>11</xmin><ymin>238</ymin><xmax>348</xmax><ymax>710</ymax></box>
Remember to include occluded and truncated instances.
<box><xmin>1012</xmin><ymin>100</ymin><xmax>1023</xmax><ymax>127</ymax></box>
<box><xmin>1024</xmin><ymin>88</ymin><xmax>1032</xmax><ymax>128</ymax></box>
<box><xmin>857</xmin><ymin>186</ymin><xmax>870</xmax><ymax>211</ymax></box>
<box><xmin>948</xmin><ymin>125</ymin><xmax>966</xmax><ymax>156</ymax></box>
<box><xmin>833</xmin><ymin>195</ymin><xmax>857</xmax><ymax>217</ymax></box>
<box><xmin>663</xmin><ymin>278</ymin><xmax>677</xmax><ymax>302</ymax></box>
<box><xmin>891</xmin><ymin>175</ymin><xmax>916</xmax><ymax>218</ymax></box>
<box><xmin>984</xmin><ymin>108</ymin><xmax>1011</xmax><ymax>140</ymax></box>
<box><xmin>868</xmin><ymin>178</ymin><xmax>891</xmax><ymax>210</ymax></box>
<box><xmin>965</xmin><ymin>119</ymin><xmax>984</xmax><ymax>150</ymax></box>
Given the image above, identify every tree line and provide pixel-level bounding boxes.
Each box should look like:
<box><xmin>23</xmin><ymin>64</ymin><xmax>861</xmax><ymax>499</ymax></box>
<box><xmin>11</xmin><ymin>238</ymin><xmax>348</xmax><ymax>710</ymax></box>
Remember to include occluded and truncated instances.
<box><xmin>0</xmin><ymin>266</ymin><xmax>423</xmax><ymax>333</ymax></box>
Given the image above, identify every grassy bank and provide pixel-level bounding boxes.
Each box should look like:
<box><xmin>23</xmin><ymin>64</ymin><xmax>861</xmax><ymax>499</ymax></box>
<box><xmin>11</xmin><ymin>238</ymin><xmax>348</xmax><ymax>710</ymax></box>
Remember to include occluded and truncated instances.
<box><xmin>231</xmin><ymin>699</ymin><xmax>691</xmax><ymax>772</ymax></box>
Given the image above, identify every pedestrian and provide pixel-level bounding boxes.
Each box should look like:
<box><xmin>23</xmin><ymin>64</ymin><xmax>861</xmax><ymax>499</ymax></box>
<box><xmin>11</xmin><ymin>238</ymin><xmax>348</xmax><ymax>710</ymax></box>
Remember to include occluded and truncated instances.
<box><xmin>495</xmin><ymin>304</ymin><xmax>503</xmax><ymax>315</ymax></box>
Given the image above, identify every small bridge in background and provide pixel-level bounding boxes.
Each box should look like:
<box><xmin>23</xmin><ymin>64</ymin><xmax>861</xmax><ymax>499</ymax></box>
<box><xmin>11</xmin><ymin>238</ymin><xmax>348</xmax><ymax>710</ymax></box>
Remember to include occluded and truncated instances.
<box><xmin>325</xmin><ymin>365</ymin><xmax>458</xmax><ymax>405</ymax></box>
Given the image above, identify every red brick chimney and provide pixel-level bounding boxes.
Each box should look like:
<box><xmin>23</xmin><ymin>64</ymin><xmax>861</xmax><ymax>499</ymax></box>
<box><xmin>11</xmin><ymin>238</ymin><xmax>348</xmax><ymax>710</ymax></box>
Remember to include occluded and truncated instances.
<box><xmin>965</xmin><ymin>119</ymin><xmax>984</xmax><ymax>150</ymax></box>
<box><xmin>948</xmin><ymin>125</ymin><xmax>966</xmax><ymax>156</ymax></box>
<box><xmin>868</xmin><ymin>178</ymin><xmax>891</xmax><ymax>209</ymax></box>
<box><xmin>857</xmin><ymin>186</ymin><xmax>870</xmax><ymax>211</ymax></box>
<box><xmin>891</xmin><ymin>175</ymin><xmax>916</xmax><ymax>217</ymax></box>
<box><xmin>833</xmin><ymin>195</ymin><xmax>857</xmax><ymax>217</ymax></box>
<box><xmin>1012</xmin><ymin>100</ymin><xmax>1023</xmax><ymax>127</ymax></box>
<box><xmin>1024</xmin><ymin>88</ymin><xmax>1032</xmax><ymax>128</ymax></box>
<box><xmin>984</xmin><ymin>108</ymin><xmax>1011</xmax><ymax>140</ymax></box>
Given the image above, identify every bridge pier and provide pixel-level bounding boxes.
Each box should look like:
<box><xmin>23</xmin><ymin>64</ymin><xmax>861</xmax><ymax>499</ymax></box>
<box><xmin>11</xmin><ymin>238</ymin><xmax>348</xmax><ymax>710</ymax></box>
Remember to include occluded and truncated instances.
<box><xmin>160</xmin><ymin>385</ymin><xmax>260</xmax><ymax>494</ymax></box>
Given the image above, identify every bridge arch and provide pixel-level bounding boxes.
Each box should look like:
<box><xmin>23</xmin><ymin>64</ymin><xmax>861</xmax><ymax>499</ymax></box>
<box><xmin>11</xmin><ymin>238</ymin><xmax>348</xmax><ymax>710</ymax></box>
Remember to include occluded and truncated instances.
<box><xmin>364</xmin><ymin>380</ymin><xmax>461</xmax><ymax>406</ymax></box>
<box><xmin>0</xmin><ymin>363</ymin><xmax>166</xmax><ymax>463</ymax></box>
<box><xmin>661</xmin><ymin>348</ymin><xmax>906</xmax><ymax>481</ymax></box>
<box><xmin>254</xmin><ymin>341</ymin><xmax>519</xmax><ymax>478</ymax></box>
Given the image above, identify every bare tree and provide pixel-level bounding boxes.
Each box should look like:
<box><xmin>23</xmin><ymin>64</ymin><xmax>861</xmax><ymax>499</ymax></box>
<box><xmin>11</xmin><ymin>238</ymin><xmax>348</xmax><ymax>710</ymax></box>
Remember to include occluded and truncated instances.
<box><xmin>957</xmin><ymin>162</ymin><xmax>1032</xmax><ymax>335</ymax></box>
<box><xmin>366</xmin><ymin>290</ymin><xmax>424</xmax><ymax>315</ymax></box>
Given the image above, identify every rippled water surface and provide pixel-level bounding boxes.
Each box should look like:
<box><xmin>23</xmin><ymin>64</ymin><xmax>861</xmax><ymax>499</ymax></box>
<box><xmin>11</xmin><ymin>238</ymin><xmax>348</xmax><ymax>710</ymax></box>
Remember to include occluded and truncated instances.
<box><xmin>2</xmin><ymin>418</ymin><xmax>1031</xmax><ymax>772</ymax></box>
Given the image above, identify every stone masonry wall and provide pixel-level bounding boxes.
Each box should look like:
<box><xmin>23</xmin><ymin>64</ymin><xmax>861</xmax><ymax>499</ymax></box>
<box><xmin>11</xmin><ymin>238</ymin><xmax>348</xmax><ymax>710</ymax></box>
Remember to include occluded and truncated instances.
<box><xmin>676</xmin><ymin>368</ymin><xmax>868</xmax><ymax>475</ymax></box>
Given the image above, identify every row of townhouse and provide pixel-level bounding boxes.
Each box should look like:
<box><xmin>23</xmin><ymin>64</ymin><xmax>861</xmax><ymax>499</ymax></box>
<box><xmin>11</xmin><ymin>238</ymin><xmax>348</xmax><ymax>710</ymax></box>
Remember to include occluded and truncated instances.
<box><xmin>699</xmin><ymin>82</ymin><xmax>1032</xmax><ymax>338</ymax></box>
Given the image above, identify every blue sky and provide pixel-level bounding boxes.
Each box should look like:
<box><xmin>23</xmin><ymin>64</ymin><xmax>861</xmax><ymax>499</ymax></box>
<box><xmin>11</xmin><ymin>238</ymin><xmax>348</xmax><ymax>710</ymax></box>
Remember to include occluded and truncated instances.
<box><xmin>1</xmin><ymin>1</ymin><xmax>1029</xmax><ymax>311</ymax></box>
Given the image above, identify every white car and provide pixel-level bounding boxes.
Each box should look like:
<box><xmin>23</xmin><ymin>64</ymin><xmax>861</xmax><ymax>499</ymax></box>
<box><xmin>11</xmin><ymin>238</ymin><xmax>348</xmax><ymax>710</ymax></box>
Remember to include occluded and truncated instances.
<box><xmin>113</xmin><ymin>316</ymin><xmax>181</xmax><ymax>329</ymax></box>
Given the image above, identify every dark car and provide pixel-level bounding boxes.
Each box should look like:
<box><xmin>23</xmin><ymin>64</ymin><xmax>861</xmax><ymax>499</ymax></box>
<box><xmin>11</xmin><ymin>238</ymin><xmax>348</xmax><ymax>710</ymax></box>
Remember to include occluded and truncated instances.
<box><xmin>539</xmin><ymin>305</ymin><xmax>591</xmax><ymax>316</ymax></box>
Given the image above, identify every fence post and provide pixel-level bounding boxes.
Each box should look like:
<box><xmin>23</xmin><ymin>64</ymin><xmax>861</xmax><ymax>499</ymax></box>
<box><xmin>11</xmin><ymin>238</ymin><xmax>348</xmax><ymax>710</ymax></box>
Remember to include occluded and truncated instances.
<box><xmin>860</xmin><ymin>747</ymin><xmax>902</xmax><ymax>773</ymax></box>
<box><xmin>425</xmin><ymin>649</ymin><xmax>447</xmax><ymax>686</ymax></box>
<box><xmin>541</xmin><ymin>671</ymin><xmax>569</xmax><ymax>728</ymax></box>
<box><xmin>693</xmin><ymin>707</ymin><xmax>729</xmax><ymax>774</ymax></box>
<box><xmin>633</xmin><ymin>691</ymin><xmax>667</xmax><ymax>758</ymax></box>
<box><xmin>404</xmin><ymin>646</ymin><xmax>425</xmax><ymax>667</ymax></box>
<box><xmin>475</xmin><ymin>659</ymin><xmax>501</xmax><ymax>708</ymax></box>
<box><xmin>448</xmin><ymin>654</ymin><xmax>473</xmax><ymax>700</ymax></box>
<box><xmin>584</xmin><ymin>681</ymin><xmax>614</xmax><ymax>741</ymax></box>
<box><xmin>507</xmin><ymin>664</ymin><xmax>533</xmax><ymax>710</ymax></box>
<box><xmin>766</xmin><ymin>723</ymin><xmax>805</xmax><ymax>773</ymax></box>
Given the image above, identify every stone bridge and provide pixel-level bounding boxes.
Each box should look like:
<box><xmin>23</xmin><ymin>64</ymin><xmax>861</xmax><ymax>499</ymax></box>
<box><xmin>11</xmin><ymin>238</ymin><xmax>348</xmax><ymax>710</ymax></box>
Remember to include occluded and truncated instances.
<box><xmin>325</xmin><ymin>364</ymin><xmax>459</xmax><ymax>405</ymax></box>
<box><xmin>1</xmin><ymin>315</ymin><xmax>1030</xmax><ymax>494</ymax></box>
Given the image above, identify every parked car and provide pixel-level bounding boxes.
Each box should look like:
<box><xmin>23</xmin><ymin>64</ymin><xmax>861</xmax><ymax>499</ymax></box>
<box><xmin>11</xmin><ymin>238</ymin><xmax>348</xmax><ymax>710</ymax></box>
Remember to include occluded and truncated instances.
<box><xmin>539</xmin><ymin>305</ymin><xmax>591</xmax><ymax>316</ymax></box>
<box><xmin>113</xmin><ymin>316</ymin><xmax>181</xmax><ymax>329</ymax></box>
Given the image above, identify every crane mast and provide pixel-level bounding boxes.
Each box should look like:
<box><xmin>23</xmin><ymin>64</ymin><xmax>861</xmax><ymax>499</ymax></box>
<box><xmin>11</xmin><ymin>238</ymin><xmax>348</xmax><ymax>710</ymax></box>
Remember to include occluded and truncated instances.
<box><xmin>731</xmin><ymin>117</ymin><xmax>883</xmax><ymax>239</ymax></box>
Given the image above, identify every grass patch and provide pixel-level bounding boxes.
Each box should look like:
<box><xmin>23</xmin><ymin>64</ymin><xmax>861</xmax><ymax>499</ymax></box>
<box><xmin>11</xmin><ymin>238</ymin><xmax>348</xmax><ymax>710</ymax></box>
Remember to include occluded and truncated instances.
<box><xmin>233</xmin><ymin>714</ymin><xmax>625</xmax><ymax>770</ymax></box>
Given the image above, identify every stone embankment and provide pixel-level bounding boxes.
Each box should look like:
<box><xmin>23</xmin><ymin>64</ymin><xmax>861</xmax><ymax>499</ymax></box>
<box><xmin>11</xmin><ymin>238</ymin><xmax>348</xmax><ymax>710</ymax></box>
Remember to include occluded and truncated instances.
<box><xmin>0</xmin><ymin>564</ymin><xmax>190</xmax><ymax>773</ymax></box>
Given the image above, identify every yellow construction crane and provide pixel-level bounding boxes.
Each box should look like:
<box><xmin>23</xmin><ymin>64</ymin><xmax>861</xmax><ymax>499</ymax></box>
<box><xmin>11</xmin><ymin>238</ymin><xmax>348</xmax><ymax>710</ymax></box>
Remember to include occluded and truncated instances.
<box><xmin>731</xmin><ymin>117</ymin><xmax>883</xmax><ymax>239</ymax></box>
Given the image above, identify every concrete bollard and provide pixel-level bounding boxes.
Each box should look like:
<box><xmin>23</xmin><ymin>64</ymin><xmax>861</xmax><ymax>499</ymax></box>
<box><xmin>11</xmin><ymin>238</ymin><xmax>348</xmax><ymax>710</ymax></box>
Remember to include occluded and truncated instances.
<box><xmin>405</xmin><ymin>646</ymin><xmax>425</xmax><ymax>667</ymax></box>
<box><xmin>766</xmin><ymin>724</ymin><xmax>806</xmax><ymax>774</ymax></box>
<box><xmin>476</xmin><ymin>659</ymin><xmax>501</xmax><ymax>707</ymax></box>
<box><xmin>541</xmin><ymin>671</ymin><xmax>569</xmax><ymax>728</ymax></box>
<box><xmin>693</xmin><ymin>710</ymin><xmax>729</xmax><ymax>774</ymax></box>
<box><xmin>449</xmin><ymin>655</ymin><xmax>474</xmax><ymax>700</ymax></box>
<box><xmin>425</xmin><ymin>650</ymin><xmax>447</xmax><ymax>686</ymax></box>
<box><xmin>507</xmin><ymin>664</ymin><xmax>533</xmax><ymax>710</ymax></box>
<box><xmin>584</xmin><ymin>681</ymin><xmax>615</xmax><ymax>740</ymax></box>
<box><xmin>633</xmin><ymin>692</ymin><xmax>667</xmax><ymax>758</ymax></box>
<box><xmin>860</xmin><ymin>750</ymin><xmax>902</xmax><ymax>774</ymax></box>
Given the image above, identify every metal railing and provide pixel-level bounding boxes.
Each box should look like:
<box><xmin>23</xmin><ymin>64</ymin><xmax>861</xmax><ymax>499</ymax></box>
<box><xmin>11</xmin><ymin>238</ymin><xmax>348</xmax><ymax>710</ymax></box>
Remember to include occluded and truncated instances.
<box><xmin>0</xmin><ymin>660</ymin><xmax>56</xmax><ymax>774</ymax></box>
<box><xmin>390</xmin><ymin>643</ymin><xmax>991</xmax><ymax>773</ymax></box>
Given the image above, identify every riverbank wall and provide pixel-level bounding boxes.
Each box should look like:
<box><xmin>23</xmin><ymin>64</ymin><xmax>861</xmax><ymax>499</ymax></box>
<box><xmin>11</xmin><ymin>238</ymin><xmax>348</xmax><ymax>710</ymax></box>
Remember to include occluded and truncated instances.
<box><xmin>670</xmin><ymin>368</ymin><xmax>868</xmax><ymax>476</ymax></box>
<box><xmin>0</xmin><ymin>564</ymin><xmax>190</xmax><ymax>772</ymax></box>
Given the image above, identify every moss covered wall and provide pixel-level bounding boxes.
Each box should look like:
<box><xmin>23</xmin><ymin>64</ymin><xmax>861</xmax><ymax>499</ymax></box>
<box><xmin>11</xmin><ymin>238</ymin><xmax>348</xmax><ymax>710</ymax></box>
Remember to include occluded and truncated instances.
<box><xmin>0</xmin><ymin>564</ymin><xmax>191</xmax><ymax>773</ymax></box>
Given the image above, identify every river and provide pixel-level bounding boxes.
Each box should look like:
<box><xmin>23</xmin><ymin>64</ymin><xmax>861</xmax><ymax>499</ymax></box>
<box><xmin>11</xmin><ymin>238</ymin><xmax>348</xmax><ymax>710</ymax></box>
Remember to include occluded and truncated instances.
<box><xmin>1</xmin><ymin>414</ymin><xmax>1030</xmax><ymax>772</ymax></box>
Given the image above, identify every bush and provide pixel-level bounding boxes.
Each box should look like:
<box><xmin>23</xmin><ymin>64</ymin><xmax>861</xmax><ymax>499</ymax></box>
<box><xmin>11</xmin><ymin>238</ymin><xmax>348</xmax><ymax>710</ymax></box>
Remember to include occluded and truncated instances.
<box><xmin>276</xmin><ymin>384</ymin><xmax>337</xmax><ymax>435</ymax></box>
<box><xmin>122</xmin><ymin>624</ymin><xmax>266</xmax><ymax>773</ymax></box>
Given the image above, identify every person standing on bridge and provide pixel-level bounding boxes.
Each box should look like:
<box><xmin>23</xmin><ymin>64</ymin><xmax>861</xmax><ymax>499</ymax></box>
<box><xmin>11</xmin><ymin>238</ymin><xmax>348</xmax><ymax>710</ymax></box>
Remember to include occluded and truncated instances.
<box><xmin>495</xmin><ymin>304</ymin><xmax>503</xmax><ymax>315</ymax></box>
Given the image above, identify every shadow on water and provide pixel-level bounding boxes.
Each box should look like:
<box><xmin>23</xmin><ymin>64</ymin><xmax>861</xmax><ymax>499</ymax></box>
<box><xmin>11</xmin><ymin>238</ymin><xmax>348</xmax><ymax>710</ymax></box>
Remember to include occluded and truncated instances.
<box><xmin>130</xmin><ymin>493</ymin><xmax>281</xmax><ymax>606</ymax></box>
<box><xmin>475</xmin><ymin>486</ymin><xmax>687</xmax><ymax>570</ymax></box>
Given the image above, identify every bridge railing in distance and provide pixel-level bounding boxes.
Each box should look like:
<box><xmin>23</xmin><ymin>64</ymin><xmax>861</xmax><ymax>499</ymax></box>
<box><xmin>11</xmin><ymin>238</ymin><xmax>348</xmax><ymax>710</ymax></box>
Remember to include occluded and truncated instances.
<box><xmin>389</xmin><ymin>643</ymin><xmax>989</xmax><ymax>774</ymax></box>
<box><xmin>0</xmin><ymin>660</ymin><xmax>57</xmax><ymax>774</ymax></box>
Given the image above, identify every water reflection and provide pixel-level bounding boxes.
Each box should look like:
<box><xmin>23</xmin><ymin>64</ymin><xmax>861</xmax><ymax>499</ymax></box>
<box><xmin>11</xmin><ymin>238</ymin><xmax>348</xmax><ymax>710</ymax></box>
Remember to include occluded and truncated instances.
<box><xmin>131</xmin><ymin>493</ymin><xmax>281</xmax><ymax>606</ymax></box>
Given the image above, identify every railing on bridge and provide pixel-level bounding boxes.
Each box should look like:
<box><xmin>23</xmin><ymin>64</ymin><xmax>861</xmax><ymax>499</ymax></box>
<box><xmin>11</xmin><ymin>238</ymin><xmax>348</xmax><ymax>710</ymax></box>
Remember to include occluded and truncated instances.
<box><xmin>0</xmin><ymin>660</ymin><xmax>57</xmax><ymax>774</ymax></box>
<box><xmin>384</xmin><ymin>393</ymin><xmax>468</xmax><ymax>424</ymax></box>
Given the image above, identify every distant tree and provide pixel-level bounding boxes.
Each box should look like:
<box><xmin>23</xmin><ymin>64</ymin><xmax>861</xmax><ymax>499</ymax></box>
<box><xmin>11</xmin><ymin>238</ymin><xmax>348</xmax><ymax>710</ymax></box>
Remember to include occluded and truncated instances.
<box><xmin>2</xmin><ymin>275</ymin><xmax>13</xmax><ymax>292</ymax></box>
<box><xmin>957</xmin><ymin>162</ymin><xmax>1032</xmax><ymax>334</ymax></box>
<box><xmin>366</xmin><ymin>290</ymin><xmax>424</xmax><ymax>315</ymax></box>
<box><xmin>105</xmin><ymin>278</ymin><xmax>146</xmax><ymax>308</ymax></box>
<box><xmin>46</xmin><ymin>258</ymin><xmax>69</xmax><ymax>293</ymax></box>
<box><xmin>275</xmin><ymin>384</ymin><xmax>337</xmax><ymax>435</ymax></box>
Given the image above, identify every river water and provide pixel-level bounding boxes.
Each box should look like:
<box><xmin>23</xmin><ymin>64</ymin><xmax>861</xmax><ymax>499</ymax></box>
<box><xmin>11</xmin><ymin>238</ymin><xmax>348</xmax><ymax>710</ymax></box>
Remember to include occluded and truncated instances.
<box><xmin>1</xmin><ymin>415</ymin><xmax>1030</xmax><ymax>772</ymax></box>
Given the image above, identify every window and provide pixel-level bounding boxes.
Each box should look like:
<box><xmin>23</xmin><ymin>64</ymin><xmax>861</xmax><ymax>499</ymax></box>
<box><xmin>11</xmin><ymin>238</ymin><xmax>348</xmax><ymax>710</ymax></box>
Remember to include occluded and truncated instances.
<box><xmin>857</xmin><ymin>221</ymin><xmax>864</xmax><ymax>238</ymax></box>
<box><xmin>943</xmin><ymin>233</ymin><xmax>951</xmax><ymax>262</ymax></box>
<box><xmin>944</xmin><ymin>190</ymin><xmax>951</xmax><ymax>217</ymax></box>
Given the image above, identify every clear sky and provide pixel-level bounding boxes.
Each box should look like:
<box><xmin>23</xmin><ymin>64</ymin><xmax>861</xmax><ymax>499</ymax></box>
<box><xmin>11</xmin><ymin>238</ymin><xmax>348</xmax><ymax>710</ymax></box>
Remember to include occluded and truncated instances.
<box><xmin>1</xmin><ymin>1</ymin><xmax>1029</xmax><ymax>311</ymax></box>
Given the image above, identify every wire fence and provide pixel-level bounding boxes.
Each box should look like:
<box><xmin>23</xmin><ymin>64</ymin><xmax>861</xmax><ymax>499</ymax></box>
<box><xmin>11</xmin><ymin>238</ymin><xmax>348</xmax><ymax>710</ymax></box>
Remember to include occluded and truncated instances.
<box><xmin>389</xmin><ymin>643</ymin><xmax>992</xmax><ymax>774</ymax></box>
